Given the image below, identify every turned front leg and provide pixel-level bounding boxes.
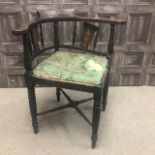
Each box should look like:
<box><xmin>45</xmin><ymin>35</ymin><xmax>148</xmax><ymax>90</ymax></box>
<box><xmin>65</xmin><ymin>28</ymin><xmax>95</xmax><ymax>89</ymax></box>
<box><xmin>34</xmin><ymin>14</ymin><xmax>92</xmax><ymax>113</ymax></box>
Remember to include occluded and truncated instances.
<box><xmin>102</xmin><ymin>76</ymin><xmax>109</xmax><ymax>111</ymax></box>
<box><xmin>27</xmin><ymin>84</ymin><xmax>38</xmax><ymax>134</ymax></box>
<box><xmin>91</xmin><ymin>90</ymin><xmax>102</xmax><ymax>148</ymax></box>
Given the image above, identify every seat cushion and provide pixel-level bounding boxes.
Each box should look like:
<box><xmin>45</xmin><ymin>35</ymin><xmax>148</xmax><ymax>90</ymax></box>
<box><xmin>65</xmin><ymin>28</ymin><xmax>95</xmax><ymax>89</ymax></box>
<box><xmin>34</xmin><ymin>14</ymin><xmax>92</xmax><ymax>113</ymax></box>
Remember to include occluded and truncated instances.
<box><xmin>33</xmin><ymin>50</ymin><xmax>108</xmax><ymax>85</ymax></box>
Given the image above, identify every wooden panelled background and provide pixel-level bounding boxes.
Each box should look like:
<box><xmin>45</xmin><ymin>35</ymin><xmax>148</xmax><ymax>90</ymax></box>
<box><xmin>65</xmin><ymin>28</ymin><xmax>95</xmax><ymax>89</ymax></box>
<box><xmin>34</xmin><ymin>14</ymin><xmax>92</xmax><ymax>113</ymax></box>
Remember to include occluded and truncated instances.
<box><xmin>0</xmin><ymin>0</ymin><xmax>155</xmax><ymax>87</ymax></box>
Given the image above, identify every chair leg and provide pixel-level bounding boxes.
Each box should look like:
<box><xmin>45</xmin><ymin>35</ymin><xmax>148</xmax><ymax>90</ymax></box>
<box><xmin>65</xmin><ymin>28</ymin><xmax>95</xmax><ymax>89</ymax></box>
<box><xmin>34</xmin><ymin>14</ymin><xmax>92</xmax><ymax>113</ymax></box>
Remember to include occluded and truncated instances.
<box><xmin>91</xmin><ymin>90</ymin><xmax>102</xmax><ymax>148</ymax></box>
<box><xmin>102</xmin><ymin>76</ymin><xmax>109</xmax><ymax>111</ymax></box>
<box><xmin>56</xmin><ymin>88</ymin><xmax>61</xmax><ymax>102</ymax></box>
<box><xmin>27</xmin><ymin>84</ymin><xmax>38</xmax><ymax>134</ymax></box>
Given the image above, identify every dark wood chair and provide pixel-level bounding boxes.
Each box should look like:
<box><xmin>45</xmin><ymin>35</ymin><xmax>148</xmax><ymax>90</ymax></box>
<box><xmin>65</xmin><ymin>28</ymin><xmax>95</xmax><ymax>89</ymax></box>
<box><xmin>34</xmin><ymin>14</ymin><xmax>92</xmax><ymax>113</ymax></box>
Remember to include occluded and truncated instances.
<box><xmin>12</xmin><ymin>11</ymin><xmax>125</xmax><ymax>148</ymax></box>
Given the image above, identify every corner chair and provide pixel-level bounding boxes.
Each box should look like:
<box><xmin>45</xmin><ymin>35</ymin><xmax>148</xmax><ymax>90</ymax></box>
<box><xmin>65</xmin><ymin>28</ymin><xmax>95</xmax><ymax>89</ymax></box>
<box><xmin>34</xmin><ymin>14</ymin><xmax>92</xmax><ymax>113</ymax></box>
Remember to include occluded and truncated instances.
<box><xmin>12</xmin><ymin>10</ymin><xmax>126</xmax><ymax>148</ymax></box>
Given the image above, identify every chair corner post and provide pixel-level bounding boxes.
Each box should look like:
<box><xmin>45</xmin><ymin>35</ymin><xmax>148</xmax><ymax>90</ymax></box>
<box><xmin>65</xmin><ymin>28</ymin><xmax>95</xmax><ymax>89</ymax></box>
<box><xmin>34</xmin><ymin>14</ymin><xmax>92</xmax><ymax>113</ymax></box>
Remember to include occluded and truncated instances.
<box><xmin>107</xmin><ymin>23</ymin><xmax>115</xmax><ymax>57</ymax></box>
<box><xmin>91</xmin><ymin>88</ymin><xmax>102</xmax><ymax>148</ymax></box>
<box><xmin>54</xmin><ymin>21</ymin><xmax>59</xmax><ymax>51</ymax></box>
<box><xmin>22</xmin><ymin>33</ymin><xmax>33</xmax><ymax>72</ymax></box>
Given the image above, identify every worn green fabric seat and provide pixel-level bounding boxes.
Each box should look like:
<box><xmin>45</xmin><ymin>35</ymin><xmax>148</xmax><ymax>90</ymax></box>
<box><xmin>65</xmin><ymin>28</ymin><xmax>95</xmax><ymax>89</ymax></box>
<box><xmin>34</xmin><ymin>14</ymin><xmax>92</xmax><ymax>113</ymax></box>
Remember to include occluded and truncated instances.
<box><xmin>33</xmin><ymin>50</ymin><xmax>108</xmax><ymax>85</ymax></box>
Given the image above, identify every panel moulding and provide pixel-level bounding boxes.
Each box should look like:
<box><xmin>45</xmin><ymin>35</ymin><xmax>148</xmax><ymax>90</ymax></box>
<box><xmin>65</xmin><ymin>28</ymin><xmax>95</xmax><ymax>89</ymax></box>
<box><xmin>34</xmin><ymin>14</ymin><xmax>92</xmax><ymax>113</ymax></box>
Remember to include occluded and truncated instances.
<box><xmin>126</xmin><ymin>13</ymin><xmax>152</xmax><ymax>44</ymax></box>
<box><xmin>0</xmin><ymin>0</ymin><xmax>19</xmax><ymax>4</ymax></box>
<box><xmin>130</xmin><ymin>0</ymin><xmax>155</xmax><ymax>5</ymax></box>
<box><xmin>97</xmin><ymin>0</ymin><xmax>121</xmax><ymax>5</ymax></box>
<box><xmin>28</xmin><ymin>0</ymin><xmax>53</xmax><ymax>5</ymax></box>
<box><xmin>63</xmin><ymin>0</ymin><xmax>88</xmax><ymax>4</ymax></box>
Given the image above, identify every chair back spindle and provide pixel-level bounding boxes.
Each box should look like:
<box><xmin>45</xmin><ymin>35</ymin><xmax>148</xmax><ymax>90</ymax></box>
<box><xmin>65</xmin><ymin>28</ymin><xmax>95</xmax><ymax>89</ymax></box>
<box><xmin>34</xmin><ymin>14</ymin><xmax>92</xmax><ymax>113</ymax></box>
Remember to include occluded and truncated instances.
<box><xmin>54</xmin><ymin>21</ymin><xmax>59</xmax><ymax>51</ymax></box>
<box><xmin>36</xmin><ymin>11</ymin><xmax>44</xmax><ymax>48</ymax></box>
<box><xmin>93</xmin><ymin>25</ymin><xmax>100</xmax><ymax>50</ymax></box>
<box><xmin>30</xmin><ymin>26</ymin><xmax>40</xmax><ymax>52</ymax></box>
<box><xmin>72</xmin><ymin>22</ymin><xmax>77</xmax><ymax>46</ymax></box>
<box><xmin>108</xmin><ymin>24</ymin><xmax>115</xmax><ymax>58</ymax></box>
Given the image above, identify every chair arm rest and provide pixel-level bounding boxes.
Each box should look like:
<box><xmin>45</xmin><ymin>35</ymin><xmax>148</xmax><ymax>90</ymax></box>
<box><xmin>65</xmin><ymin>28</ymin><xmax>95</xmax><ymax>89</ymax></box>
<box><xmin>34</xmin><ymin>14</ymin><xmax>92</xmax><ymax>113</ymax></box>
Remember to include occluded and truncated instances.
<box><xmin>78</xmin><ymin>17</ymin><xmax>126</xmax><ymax>25</ymax></box>
<box><xmin>12</xmin><ymin>23</ymin><xmax>30</xmax><ymax>36</ymax></box>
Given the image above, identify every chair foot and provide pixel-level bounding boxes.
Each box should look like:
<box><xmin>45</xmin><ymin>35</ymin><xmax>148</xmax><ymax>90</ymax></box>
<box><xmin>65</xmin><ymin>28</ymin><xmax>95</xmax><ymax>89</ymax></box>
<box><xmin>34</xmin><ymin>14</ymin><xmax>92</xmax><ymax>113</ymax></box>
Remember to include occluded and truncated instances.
<box><xmin>56</xmin><ymin>88</ymin><xmax>61</xmax><ymax>102</ymax></box>
<box><xmin>26</xmin><ymin>80</ymin><xmax>38</xmax><ymax>135</ymax></box>
<box><xmin>32</xmin><ymin>121</ymin><xmax>39</xmax><ymax>134</ymax></box>
<box><xmin>91</xmin><ymin>135</ymin><xmax>97</xmax><ymax>148</ymax></box>
<box><xmin>102</xmin><ymin>107</ymin><xmax>105</xmax><ymax>111</ymax></box>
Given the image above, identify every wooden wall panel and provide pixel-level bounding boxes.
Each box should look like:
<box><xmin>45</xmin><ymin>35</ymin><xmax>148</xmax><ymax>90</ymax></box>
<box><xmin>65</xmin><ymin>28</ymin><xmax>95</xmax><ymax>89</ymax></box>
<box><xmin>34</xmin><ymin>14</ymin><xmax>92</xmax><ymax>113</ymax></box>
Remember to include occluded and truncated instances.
<box><xmin>0</xmin><ymin>0</ymin><xmax>19</xmax><ymax>4</ymax></box>
<box><xmin>118</xmin><ymin>68</ymin><xmax>145</xmax><ymax>86</ymax></box>
<box><xmin>121</xmin><ymin>52</ymin><xmax>144</xmax><ymax>67</ymax></box>
<box><xmin>0</xmin><ymin>0</ymin><xmax>155</xmax><ymax>87</ymax></box>
<box><xmin>97</xmin><ymin>0</ymin><xmax>121</xmax><ymax>5</ymax></box>
<box><xmin>63</xmin><ymin>0</ymin><xmax>88</xmax><ymax>4</ymax></box>
<box><xmin>146</xmin><ymin>68</ymin><xmax>155</xmax><ymax>85</ymax></box>
<box><xmin>0</xmin><ymin>12</ymin><xmax>21</xmax><ymax>43</ymax></box>
<box><xmin>0</xmin><ymin>52</ymin><xmax>4</xmax><ymax>87</ymax></box>
<box><xmin>126</xmin><ymin>13</ymin><xmax>151</xmax><ymax>44</ymax></box>
<box><xmin>28</xmin><ymin>0</ymin><xmax>53</xmax><ymax>4</ymax></box>
<box><xmin>6</xmin><ymin>72</ymin><xmax>25</xmax><ymax>87</ymax></box>
<box><xmin>149</xmin><ymin>53</ymin><xmax>155</xmax><ymax>67</ymax></box>
<box><xmin>130</xmin><ymin>0</ymin><xmax>155</xmax><ymax>5</ymax></box>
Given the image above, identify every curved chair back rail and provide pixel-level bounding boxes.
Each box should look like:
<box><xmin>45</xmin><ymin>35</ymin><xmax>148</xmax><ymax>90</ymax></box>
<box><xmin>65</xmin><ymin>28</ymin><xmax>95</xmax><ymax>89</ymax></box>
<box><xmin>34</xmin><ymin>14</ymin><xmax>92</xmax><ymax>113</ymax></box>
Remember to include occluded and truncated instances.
<box><xmin>12</xmin><ymin>16</ymin><xmax>126</xmax><ymax>71</ymax></box>
<box><xmin>13</xmin><ymin>16</ymin><xmax>125</xmax><ymax>67</ymax></box>
<box><xmin>13</xmin><ymin>16</ymin><xmax>126</xmax><ymax>35</ymax></box>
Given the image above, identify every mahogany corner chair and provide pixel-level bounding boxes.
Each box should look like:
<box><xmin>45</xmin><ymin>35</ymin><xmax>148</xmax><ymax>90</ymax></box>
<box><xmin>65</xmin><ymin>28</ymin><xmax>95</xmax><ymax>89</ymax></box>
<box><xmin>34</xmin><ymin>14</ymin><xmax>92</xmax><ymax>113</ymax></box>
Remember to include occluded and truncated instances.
<box><xmin>12</xmin><ymin>10</ymin><xmax>125</xmax><ymax>148</ymax></box>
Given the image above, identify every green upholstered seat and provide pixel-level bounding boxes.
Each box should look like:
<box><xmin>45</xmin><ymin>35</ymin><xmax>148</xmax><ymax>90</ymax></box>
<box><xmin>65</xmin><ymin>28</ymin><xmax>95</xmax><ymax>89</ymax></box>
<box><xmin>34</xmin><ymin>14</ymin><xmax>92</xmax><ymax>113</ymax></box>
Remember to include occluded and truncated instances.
<box><xmin>33</xmin><ymin>50</ymin><xmax>108</xmax><ymax>85</ymax></box>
